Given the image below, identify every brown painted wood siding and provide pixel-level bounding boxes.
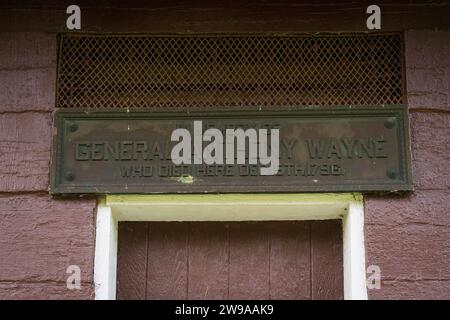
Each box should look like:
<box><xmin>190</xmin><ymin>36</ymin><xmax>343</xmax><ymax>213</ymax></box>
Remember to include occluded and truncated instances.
<box><xmin>117</xmin><ymin>221</ymin><xmax>343</xmax><ymax>300</ymax></box>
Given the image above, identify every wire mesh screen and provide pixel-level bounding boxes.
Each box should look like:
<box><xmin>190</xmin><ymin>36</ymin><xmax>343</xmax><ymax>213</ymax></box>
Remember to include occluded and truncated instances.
<box><xmin>57</xmin><ymin>34</ymin><xmax>404</xmax><ymax>109</ymax></box>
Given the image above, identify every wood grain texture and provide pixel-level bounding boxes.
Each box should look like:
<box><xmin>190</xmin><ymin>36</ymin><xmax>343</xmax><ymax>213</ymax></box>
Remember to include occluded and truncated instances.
<box><xmin>187</xmin><ymin>222</ymin><xmax>229</xmax><ymax>299</ymax></box>
<box><xmin>365</xmin><ymin>190</ymin><xmax>450</xmax><ymax>227</ymax></box>
<box><xmin>0</xmin><ymin>281</ymin><xmax>94</xmax><ymax>300</ymax></box>
<box><xmin>118</xmin><ymin>221</ymin><xmax>343</xmax><ymax>300</ymax></box>
<box><xmin>0</xmin><ymin>2</ymin><xmax>449</xmax><ymax>32</ymax></box>
<box><xmin>0</xmin><ymin>32</ymin><xmax>56</xmax><ymax>70</ymax></box>
<box><xmin>0</xmin><ymin>69</ymin><xmax>56</xmax><ymax>112</ymax></box>
<box><xmin>311</xmin><ymin>220</ymin><xmax>343</xmax><ymax>300</ymax></box>
<box><xmin>405</xmin><ymin>31</ymin><xmax>450</xmax><ymax>112</ymax></box>
<box><xmin>269</xmin><ymin>221</ymin><xmax>311</xmax><ymax>300</ymax></box>
<box><xmin>365</xmin><ymin>223</ymin><xmax>450</xmax><ymax>281</ymax></box>
<box><xmin>0</xmin><ymin>5</ymin><xmax>447</xmax><ymax>302</ymax></box>
<box><xmin>365</xmin><ymin>191</ymin><xmax>450</xmax><ymax>289</ymax></box>
<box><xmin>228</xmin><ymin>222</ymin><xmax>270</xmax><ymax>299</ymax></box>
<box><xmin>362</xmin><ymin>30</ymin><xmax>450</xmax><ymax>300</ymax></box>
<box><xmin>0</xmin><ymin>32</ymin><xmax>56</xmax><ymax>113</ymax></box>
<box><xmin>0</xmin><ymin>194</ymin><xmax>96</xmax><ymax>283</ymax></box>
<box><xmin>117</xmin><ymin>222</ymin><xmax>148</xmax><ymax>300</ymax></box>
<box><xmin>0</xmin><ymin>113</ymin><xmax>52</xmax><ymax>191</ymax></box>
<box><xmin>146</xmin><ymin>222</ymin><xmax>188</xmax><ymax>299</ymax></box>
<box><xmin>368</xmin><ymin>280</ymin><xmax>450</xmax><ymax>300</ymax></box>
<box><xmin>409</xmin><ymin>112</ymin><xmax>450</xmax><ymax>190</ymax></box>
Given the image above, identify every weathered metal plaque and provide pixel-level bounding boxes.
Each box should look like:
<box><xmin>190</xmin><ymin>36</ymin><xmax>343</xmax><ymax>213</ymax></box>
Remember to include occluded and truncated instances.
<box><xmin>51</xmin><ymin>106</ymin><xmax>412</xmax><ymax>194</ymax></box>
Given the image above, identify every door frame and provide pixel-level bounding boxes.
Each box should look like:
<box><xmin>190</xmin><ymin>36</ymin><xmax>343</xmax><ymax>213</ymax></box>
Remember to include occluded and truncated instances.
<box><xmin>93</xmin><ymin>193</ymin><xmax>368</xmax><ymax>300</ymax></box>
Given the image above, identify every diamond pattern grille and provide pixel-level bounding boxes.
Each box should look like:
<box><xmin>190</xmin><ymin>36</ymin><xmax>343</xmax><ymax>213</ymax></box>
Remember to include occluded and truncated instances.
<box><xmin>57</xmin><ymin>34</ymin><xmax>404</xmax><ymax>108</ymax></box>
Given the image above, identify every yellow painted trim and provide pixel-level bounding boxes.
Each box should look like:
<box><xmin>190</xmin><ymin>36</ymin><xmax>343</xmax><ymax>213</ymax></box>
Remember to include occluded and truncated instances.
<box><xmin>95</xmin><ymin>192</ymin><xmax>367</xmax><ymax>300</ymax></box>
<box><xmin>106</xmin><ymin>193</ymin><xmax>362</xmax><ymax>222</ymax></box>
<box><xmin>107</xmin><ymin>193</ymin><xmax>360</xmax><ymax>206</ymax></box>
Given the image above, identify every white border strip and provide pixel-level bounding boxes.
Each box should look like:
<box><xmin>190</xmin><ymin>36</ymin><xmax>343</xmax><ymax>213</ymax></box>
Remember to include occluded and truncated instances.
<box><xmin>93</xmin><ymin>193</ymin><xmax>367</xmax><ymax>300</ymax></box>
<box><xmin>343</xmin><ymin>200</ymin><xmax>368</xmax><ymax>300</ymax></box>
<box><xmin>93</xmin><ymin>199</ymin><xmax>117</xmax><ymax>300</ymax></box>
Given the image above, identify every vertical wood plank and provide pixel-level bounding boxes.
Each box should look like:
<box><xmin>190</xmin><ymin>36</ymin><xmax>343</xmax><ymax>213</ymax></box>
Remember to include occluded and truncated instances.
<box><xmin>187</xmin><ymin>222</ymin><xmax>229</xmax><ymax>299</ymax></box>
<box><xmin>117</xmin><ymin>220</ymin><xmax>343</xmax><ymax>300</ymax></box>
<box><xmin>269</xmin><ymin>221</ymin><xmax>311</xmax><ymax>299</ymax></box>
<box><xmin>311</xmin><ymin>220</ymin><xmax>344</xmax><ymax>300</ymax></box>
<box><xmin>229</xmin><ymin>222</ymin><xmax>270</xmax><ymax>299</ymax></box>
<box><xmin>146</xmin><ymin>222</ymin><xmax>188</xmax><ymax>299</ymax></box>
<box><xmin>116</xmin><ymin>222</ymin><xmax>148</xmax><ymax>300</ymax></box>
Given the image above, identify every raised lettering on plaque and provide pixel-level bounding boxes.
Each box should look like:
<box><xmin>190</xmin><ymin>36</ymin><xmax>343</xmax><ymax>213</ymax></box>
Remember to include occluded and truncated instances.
<box><xmin>50</xmin><ymin>106</ymin><xmax>412</xmax><ymax>194</ymax></box>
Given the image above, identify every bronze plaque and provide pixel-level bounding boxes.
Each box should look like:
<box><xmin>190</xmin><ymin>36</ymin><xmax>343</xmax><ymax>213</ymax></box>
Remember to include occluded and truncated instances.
<box><xmin>50</xmin><ymin>106</ymin><xmax>412</xmax><ymax>194</ymax></box>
